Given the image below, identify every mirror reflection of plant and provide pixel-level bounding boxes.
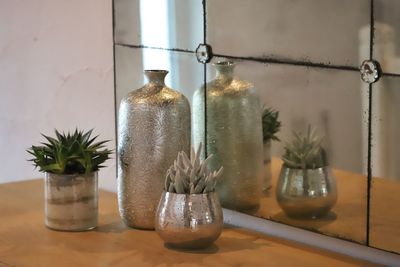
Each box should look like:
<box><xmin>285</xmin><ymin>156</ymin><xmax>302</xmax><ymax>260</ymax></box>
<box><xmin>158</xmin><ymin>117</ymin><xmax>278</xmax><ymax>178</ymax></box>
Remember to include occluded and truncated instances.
<box><xmin>262</xmin><ymin>106</ymin><xmax>281</xmax><ymax>143</ymax></box>
<box><xmin>164</xmin><ymin>144</ymin><xmax>223</xmax><ymax>194</ymax></box>
<box><xmin>282</xmin><ymin>125</ymin><xmax>327</xmax><ymax>170</ymax></box>
<box><xmin>27</xmin><ymin>129</ymin><xmax>112</xmax><ymax>175</ymax></box>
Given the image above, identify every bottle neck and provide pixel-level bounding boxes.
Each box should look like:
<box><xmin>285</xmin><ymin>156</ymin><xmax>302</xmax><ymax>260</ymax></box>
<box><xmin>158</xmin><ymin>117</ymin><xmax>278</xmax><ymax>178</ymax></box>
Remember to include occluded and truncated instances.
<box><xmin>214</xmin><ymin>61</ymin><xmax>235</xmax><ymax>83</ymax></box>
<box><xmin>144</xmin><ymin>70</ymin><xmax>168</xmax><ymax>88</ymax></box>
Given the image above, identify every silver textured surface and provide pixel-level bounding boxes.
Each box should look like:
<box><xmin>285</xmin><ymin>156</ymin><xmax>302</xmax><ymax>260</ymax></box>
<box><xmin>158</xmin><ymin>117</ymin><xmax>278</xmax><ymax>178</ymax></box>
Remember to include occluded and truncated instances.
<box><xmin>193</xmin><ymin>62</ymin><xmax>264</xmax><ymax>212</ymax></box>
<box><xmin>276</xmin><ymin>166</ymin><xmax>337</xmax><ymax>219</ymax></box>
<box><xmin>118</xmin><ymin>70</ymin><xmax>191</xmax><ymax>229</ymax></box>
<box><xmin>155</xmin><ymin>191</ymin><xmax>223</xmax><ymax>249</ymax></box>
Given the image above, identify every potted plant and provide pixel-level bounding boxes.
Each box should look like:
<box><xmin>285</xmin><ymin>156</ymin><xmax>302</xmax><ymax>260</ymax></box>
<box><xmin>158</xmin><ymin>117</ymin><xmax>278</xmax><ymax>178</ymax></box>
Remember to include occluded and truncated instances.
<box><xmin>276</xmin><ymin>126</ymin><xmax>337</xmax><ymax>219</ymax></box>
<box><xmin>27</xmin><ymin>129</ymin><xmax>112</xmax><ymax>231</ymax></box>
<box><xmin>155</xmin><ymin>144</ymin><xmax>224</xmax><ymax>249</ymax></box>
<box><xmin>261</xmin><ymin>106</ymin><xmax>281</xmax><ymax>191</ymax></box>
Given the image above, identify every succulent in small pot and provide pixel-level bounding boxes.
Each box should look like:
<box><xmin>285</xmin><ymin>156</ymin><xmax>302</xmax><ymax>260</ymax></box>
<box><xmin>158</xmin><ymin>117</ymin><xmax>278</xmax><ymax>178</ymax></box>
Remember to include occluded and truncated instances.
<box><xmin>276</xmin><ymin>126</ymin><xmax>337</xmax><ymax>219</ymax></box>
<box><xmin>261</xmin><ymin>106</ymin><xmax>281</xmax><ymax>191</ymax></box>
<box><xmin>27</xmin><ymin>129</ymin><xmax>112</xmax><ymax>231</ymax></box>
<box><xmin>155</xmin><ymin>144</ymin><xmax>224</xmax><ymax>249</ymax></box>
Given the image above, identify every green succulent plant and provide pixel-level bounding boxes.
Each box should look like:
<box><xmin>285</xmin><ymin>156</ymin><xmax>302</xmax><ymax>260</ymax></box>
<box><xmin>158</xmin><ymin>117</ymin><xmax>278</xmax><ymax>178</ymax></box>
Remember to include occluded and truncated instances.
<box><xmin>27</xmin><ymin>129</ymin><xmax>112</xmax><ymax>175</ymax></box>
<box><xmin>282</xmin><ymin>125</ymin><xmax>327</xmax><ymax>169</ymax></box>
<box><xmin>165</xmin><ymin>144</ymin><xmax>223</xmax><ymax>194</ymax></box>
<box><xmin>262</xmin><ymin>106</ymin><xmax>281</xmax><ymax>143</ymax></box>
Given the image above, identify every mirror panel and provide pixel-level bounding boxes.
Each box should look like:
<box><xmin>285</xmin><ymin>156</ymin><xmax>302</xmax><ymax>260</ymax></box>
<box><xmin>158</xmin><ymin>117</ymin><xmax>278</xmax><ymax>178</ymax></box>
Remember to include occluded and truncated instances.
<box><xmin>374</xmin><ymin>0</ymin><xmax>400</xmax><ymax>74</ymax></box>
<box><xmin>207</xmin><ymin>0</ymin><xmax>369</xmax><ymax>67</ymax></box>
<box><xmin>204</xmin><ymin>59</ymin><xmax>368</xmax><ymax>243</ymax></box>
<box><xmin>113</xmin><ymin>0</ymin><xmax>400</xmax><ymax>252</ymax></box>
<box><xmin>114</xmin><ymin>0</ymin><xmax>203</xmax><ymax>51</ymax></box>
<box><xmin>369</xmin><ymin>75</ymin><xmax>400</xmax><ymax>253</ymax></box>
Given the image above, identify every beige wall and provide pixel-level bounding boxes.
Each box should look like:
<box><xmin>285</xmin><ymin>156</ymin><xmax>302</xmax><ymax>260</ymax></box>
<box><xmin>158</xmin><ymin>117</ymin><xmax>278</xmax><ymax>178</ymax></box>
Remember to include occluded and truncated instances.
<box><xmin>0</xmin><ymin>0</ymin><xmax>116</xmax><ymax>191</ymax></box>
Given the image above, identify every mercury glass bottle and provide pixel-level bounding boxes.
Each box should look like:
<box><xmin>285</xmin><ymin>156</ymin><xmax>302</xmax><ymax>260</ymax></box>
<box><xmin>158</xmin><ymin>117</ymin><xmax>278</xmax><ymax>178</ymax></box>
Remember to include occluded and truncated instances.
<box><xmin>118</xmin><ymin>70</ymin><xmax>191</xmax><ymax>229</ymax></box>
<box><xmin>193</xmin><ymin>62</ymin><xmax>264</xmax><ymax>212</ymax></box>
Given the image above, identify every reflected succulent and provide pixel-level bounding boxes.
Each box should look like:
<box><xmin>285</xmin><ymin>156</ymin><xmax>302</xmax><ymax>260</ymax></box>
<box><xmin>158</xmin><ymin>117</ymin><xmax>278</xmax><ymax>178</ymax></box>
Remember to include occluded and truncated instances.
<box><xmin>282</xmin><ymin>125</ymin><xmax>327</xmax><ymax>169</ymax></box>
<box><xmin>262</xmin><ymin>106</ymin><xmax>281</xmax><ymax>142</ymax></box>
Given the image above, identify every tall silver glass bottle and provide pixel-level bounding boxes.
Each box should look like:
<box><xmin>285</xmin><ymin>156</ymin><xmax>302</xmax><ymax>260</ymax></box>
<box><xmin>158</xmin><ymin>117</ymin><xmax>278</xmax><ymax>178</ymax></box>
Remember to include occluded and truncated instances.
<box><xmin>193</xmin><ymin>62</ymin><xmax>264</xmax><ymax>212</ymax></box>
<box><xmin>118</xmin><ymin>70</ymin><xmax>190</xmax><ymax>229</ymax></box>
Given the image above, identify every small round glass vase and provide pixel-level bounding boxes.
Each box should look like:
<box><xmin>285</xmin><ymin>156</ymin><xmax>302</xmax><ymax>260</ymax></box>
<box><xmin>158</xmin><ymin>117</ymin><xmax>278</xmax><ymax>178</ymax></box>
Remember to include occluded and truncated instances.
<box><xmin>276</xmin><ymin>166</ymin><xmax>337</xmax><ymax>219</ymax></box>
<box><xmin>155</xmin><ymin>191</ymin><xmax>223</xmax><ymax>249</ymax></box>
<box><xmin>45</xmin><ymin>172</ymin><xmax>98</xmax><ymax>231</ymax></box>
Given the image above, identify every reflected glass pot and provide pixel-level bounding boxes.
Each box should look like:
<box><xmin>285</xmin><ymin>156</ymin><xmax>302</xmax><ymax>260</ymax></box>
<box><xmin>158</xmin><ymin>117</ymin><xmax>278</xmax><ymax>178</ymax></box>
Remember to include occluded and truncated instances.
<box><xmin>118</xmin><ymin>70</ymin><xmax>191</xmax><ymax>229</ymax></box>
<box><xmin>276</xmin><ymin>166</ymin><xmax>337</xmax><ymax>219</ymax></box>
<box><xmin>193</xmin><ymin>61</ymin><xmax>264</xmax><ymax>212</ymax></box>
<box><xmin>45</xmin><ymin>172</ymin><xmax>98</xmax><ymax>231</ymax></box>
<box><xmin>155</xmin><ymin>191</ymin><xmax>223</xmax><ymax>249</ymax></box>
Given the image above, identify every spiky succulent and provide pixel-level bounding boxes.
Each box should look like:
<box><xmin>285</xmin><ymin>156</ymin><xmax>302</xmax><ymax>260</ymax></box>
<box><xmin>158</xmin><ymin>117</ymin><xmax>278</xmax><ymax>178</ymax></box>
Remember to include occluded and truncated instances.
<box><xmin>27</xmin><ymin>129</ymin><xmax>112</xmax><ymax>175</ymax></box>
<box><xmin>262</xmin><ymin>106</ymin><xmax>281</xmax><ymax>142</ymax></box>
<box><xmin>282</xmin><ymin>126</ymin><xmax>327</xmax><ymax>169</ymax></box>
<box><xmin>165</xmin><ymin>144</ymin><xmax>223</xmax><ymax>194</ymax></box>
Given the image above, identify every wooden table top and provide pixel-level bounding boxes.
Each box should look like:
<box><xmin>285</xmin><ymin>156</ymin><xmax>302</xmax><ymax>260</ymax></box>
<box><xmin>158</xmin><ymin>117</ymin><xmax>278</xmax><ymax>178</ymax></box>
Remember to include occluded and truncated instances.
<box><xmin>0</xmin><ymin>179</ymin><xmax>377</xmax><ymax>267</ymax></box>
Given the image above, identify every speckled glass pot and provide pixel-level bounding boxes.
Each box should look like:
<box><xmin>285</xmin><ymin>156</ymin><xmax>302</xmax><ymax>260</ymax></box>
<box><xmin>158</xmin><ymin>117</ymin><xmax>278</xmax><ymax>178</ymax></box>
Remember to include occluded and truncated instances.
<box><xmin>45</xmin><ymin>172</ymin><xmax>98</xmax><ymax>231</ymax></box>
<box><xmin>118</xmin><ymin>70</ymin><xmax>191</xmax><ymax>229</ymax></box>
<box><xmin>276</xmin><ymin>166</ymin><xmax>337</xmax><ymax>219</ymax></box>
<box><xmin>155</xmin><ymin>191</ymin><xmax>223</xmax><ymax>249</ymax></box>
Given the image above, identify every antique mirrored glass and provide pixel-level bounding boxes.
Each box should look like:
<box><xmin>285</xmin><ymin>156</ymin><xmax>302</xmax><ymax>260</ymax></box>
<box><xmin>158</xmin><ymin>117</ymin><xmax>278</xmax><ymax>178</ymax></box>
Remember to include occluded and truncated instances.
<box><xmin>369</xmin><ymin>75</ymin><xmax>400</xmax><ymax>253</ymax></box>
<box><xmin>113</xmin><ymin>0</ymin><xmax>381</xmax><ymax>250</ymax></box>
<box><xmin>207</xmin><ymin>0</ymin><xmax>370</xmax><ymax>68</ymax></box>
<box><xmin>374</xmin><ymin>0</ymin><xmax>400</xmax><ymax>75</ymax></box>
<box><xmin>202</xmin><ymin>59</ymin><xmax>368</xmax><ymax>243</ymax></box>
<box><xmin>114</xmin><ymin>0</ymin><xmax>203</xmax><ymax>51</ymax></box>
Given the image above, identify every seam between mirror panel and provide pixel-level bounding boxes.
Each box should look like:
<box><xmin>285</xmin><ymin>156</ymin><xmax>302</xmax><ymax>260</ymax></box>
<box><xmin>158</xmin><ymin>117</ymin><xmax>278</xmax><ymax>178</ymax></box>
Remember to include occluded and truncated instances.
<box><xmin>114</xmin><ymin>43</ymin><xmax>195</xmax><ymax>54</ymax></box>
<box><xmin>212</xmin><ymin>53</ymin><xmax>359</xmax><ymax>72</ymax></box>
<box><xmin>115</xmin><ymin>42</ymin><xmax>362</xmax><ymax>75</ymax></box>
<box><xmin>366</xmin><ymin>0</ymin><xmax>375</xmax><ymax>247</ymax></box>
<box><xmin>366</xmin><ymin>82</ymin><xmax>372</xmax><ymax>247</ymax></box>
<box><xmin>203</xmin><ymin>0</ymin><xmax>208</xmax><ymax>158</ymax></box>
<box><xmin>381</xmin><ymin>72</ymin><xmax>400</xmax><ymax>77</ymax></box>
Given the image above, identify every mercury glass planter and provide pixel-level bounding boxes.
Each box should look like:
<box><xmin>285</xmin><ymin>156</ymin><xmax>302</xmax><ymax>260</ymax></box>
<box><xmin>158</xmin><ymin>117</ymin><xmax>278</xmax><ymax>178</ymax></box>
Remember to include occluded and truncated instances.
<box><xmin>263</xmin><ymin>140</ymin><xmax>272</xmax><ymax>192</ymax></box>
<box><xmin>155</xmin><ymin>191</ymin><xmax>223</xmax><ymax>249</ymax></box>
<box><xmin>193</xmin><ymin>61</ymin><xmax>264</xmax><ymax>212</ymax></box>
<box><xmin>45</xmin><ymin>172</ymin><xmax>98</xmax><ymax>231</ymax></box>
<box><xmin>118</xmin><ymin>70</ymin><xmax>191</xmax><ymax>230</ymax></box>
<box><xmin>276</xmin><ymin>166</ymin><xmax>337</xmax><ymax>219</ymax></box>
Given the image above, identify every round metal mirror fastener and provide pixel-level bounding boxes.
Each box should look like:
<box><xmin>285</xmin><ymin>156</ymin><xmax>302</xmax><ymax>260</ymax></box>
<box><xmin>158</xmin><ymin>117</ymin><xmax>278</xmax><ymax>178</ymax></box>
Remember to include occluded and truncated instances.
<box><xmin>360</xmin><ymin>60</ymin><xmax>381</xmax><ymax>84</ymax></box>
<box><xmin>196</xmin><ymin>44</ymin><xmax>213</xmax><ymax>63</ymax></box>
